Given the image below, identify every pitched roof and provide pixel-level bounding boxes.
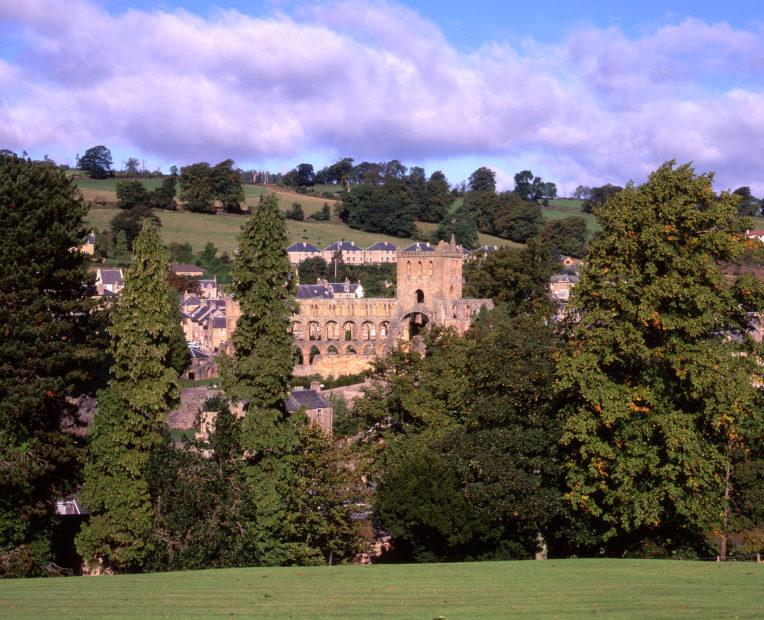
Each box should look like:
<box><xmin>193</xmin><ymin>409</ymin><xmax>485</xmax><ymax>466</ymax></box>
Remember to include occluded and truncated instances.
<box><xmin>324</xmin><ymin>240</ymin><xmax>361</xmax><ymax>251</ymax></box>
<box><xmin>97</xmin><ymin>268</ymin><xmax>123</xmax><ymax>285</ymax></box>
<box><xmin>327</xmin><ymin>282</ymin><xmax>361</xmax><ymax>295</ymax></box>
<box><xmin>296</xmin><ymin>284</ymin><xmax>333</xmax><ymax>299</ymax></box>
<box><xmin>367</xmin><ymin>241</ymin><xmax>397</xmax><ymax>251</ymax></box>
<box><xmin>286</xmin><ymin>387</ymin><xmax>332</xmax><ymax>412</ymax></box>
<box><xmin>199</xmin><ymin>279</ymin><xmax>217</xmax><ymax>288</ymax></box>
<box><xmin>181</xmin><ymin>295</ymin><xmax>201</xmax><ymax>307</ymax></box>
<box><xmin>287</xmin><ymin>242</ymin><xmax>321</xmax><ymax>253</ymax></box>
<box><xmin>211</xmin><ymin>316</ymin><xmax>227</xmax><ymax>329</ymax></box>
<box><xmin>474</xmin><ymin>245</ymin><xmax>498</xmax><ymax>255</ymax></box>
<box><xmin>401</xmin><ymin>242</ymin><xmax>434</xmax><ymax>252</ymax></box>
<box><xmin>84</xmin><ymin>233</ymin><xmax>96</xmax><ymax>244</ymax></box>
<box><xmin>188</xmin><ymin>346</ymin><xmax>210</xmax><ymax>359</ymax></box>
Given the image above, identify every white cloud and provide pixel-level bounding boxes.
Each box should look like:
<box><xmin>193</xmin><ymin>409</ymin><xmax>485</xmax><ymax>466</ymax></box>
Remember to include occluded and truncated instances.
<box><xmin>0</xmin><ymin>1</ymin><xmax>763</xmax><ymax>192</ymax></box>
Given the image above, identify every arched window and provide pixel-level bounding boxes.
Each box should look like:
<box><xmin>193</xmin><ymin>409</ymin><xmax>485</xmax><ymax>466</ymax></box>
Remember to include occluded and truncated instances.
<box><xmin>308</xmin><ymin>321</ymin><xmax>321</xmax><ymax>340</ymax></box>
<box><xmin>361</xmin><ymin>321</ymin><xmax>375</xmax><ymax>340</ymax></box>
<box><xmin>309</xmin><ymin>345</ymin><xmax>320</xmax><ymax>364</ymax></box>
<box><xmin>428</xmin><ymin>260</ymin><xmax>433</xmax><ymax>277</ymax></box>
<box><xmin>406</xmin><ymin>261</ymin><xmax>411</xmax><ymax>277</ymax></box>
<box><xmin>327</xmin><ymin>345</ymin><xmax>338</xmax><ymax>355</ymax></box>
<box><xmin>291</xmin><ymin>321</ymin><xmax>303</xmax><ymax>340</ymax></box>
<box><xmin>343</xmin><ymin>321</ymin><xmax>355</xmax><ymax>341</ymax></box>
<box><xmin>379</xmin><ymin>321</ymin><xmax>389</xmax><ymax>339</ymax></box>
<box><xmin>346</xmin><ymin>346</ymin><xmax>357</xmax><ymax>355</ymax></box>
<box><xmin>325</xmin><ymin>321</ymin><xmax>338</xmax><ymax>340</ymax></box>
<box><xmin>417</xmin><ymin>260</ymin><xmax>422</xmax><ymax>276</ymax></box>
<box><xmin>415</xmin><ymin>289</ymin><xmax>424</xmax><ymax>304</ymax></box>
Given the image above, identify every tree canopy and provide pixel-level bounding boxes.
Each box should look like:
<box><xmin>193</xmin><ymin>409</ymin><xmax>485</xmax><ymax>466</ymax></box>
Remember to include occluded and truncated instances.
<box><xmin>78</xmin><ymin>145</ymin><xmax>113</xmax><ymax>179</ymax></box>
<box><xmin>557</xmin><ymin>161</ymin><xmax>764</xmax><ymax>555</ymax></box>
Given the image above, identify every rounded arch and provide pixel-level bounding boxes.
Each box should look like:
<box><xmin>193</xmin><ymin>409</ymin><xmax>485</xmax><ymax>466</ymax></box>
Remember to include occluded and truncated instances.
<box><xmin>406</xmin><ymin>260</ymin><xmax>411</xmax><ymax>277</ymax></box>
<box><xmin>291</xmin><ymin>321</ymin><xmax>303</xmax><ymax>340</ymax></box>
<box><xmin>308</xmin><ymin>345</ymin><xmax>320</xmax><ymax>364</ymax></box>
<box><xmin>293</xmin><ymin>347</ymin><xmax>304</xmax><ymax>365</ymax></box>
<box><xmin>415</xmin><ymin>289</ymin><xmax>425</xmax><ymax>304</ymax></box>
<box><xmin>428</xmin><ymin>260</ymin><xmax>433</xmax><ymax>277</ymax></box>
<box><xmin>379</xmin><ymin>321</ymin><xmax>390</xmax><ymax>339</ymax></box>
<box><xmin>417</xmin><ymin>260</ymin><xmax>422</xmax><ymax>276</ymax></box>
<box><xmin>346</xmin><ymin>345</ymin><xmax>357</xmax><ymax>355</ymax></box>
<box><xmin>360</xmin><ymin>321</ymin><xmax>376</xmax><ymax>340</ymax></box>
<box><xmin>327</xmin><ymin>345</ymin><xmax>339</xmax><ymax>355</ymax></box>
<box><xmin>343</xmin><ymin>321</ymin><xmax>355</xmax><ymax>341</ymax></box>
<box><xmin>325</xmin><ymin>320</ymin><xmax>339</xmax><ymax>340</ymax></box>
<box><xmin>402</xmin><ymin>311</ymin><xmax>429</xmax><ymax>340</ymax></box>
<box><xmin>308</xmin><ymin>321</ymin><xmax>321</xmax><ymax>340</ymax></box>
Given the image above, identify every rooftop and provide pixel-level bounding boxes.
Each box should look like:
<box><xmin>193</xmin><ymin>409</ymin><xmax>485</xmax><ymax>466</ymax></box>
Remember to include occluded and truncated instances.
<box><xmin>296</xmin><ymin>284</ymin><xmax>333</xmax><ymax>299</ymax></box>
<box><xmin>287</xmin><ymin>242</ymin><xmax>321</xmax><ymax>253</ymax></box>
<box><xmin>367</xmin><ymin>241</ymin><xmax>397</xmax><ymax>251</ymax></box>
<box><xmin>401</xmin><ymin>242</ymin><xmax>434</xmax><ymax>253</ymax></box>
<box><xmin>170</xmin><ymin>263</ymin><xmax>206</xmax><ymax>274</ymax></box>
<box><xmin>97</xmin><ymin>268</ymin><xmax>123</xmax><ymax>285</ymax></box>
<box><xmin>325</xmin><ymin>240</ymin><xmax>362</xmax><ymax>251</ymax></box>
<box><xmin>286</xmin><ymin>387</ymin><xmax>332</xmax><ymax>412</ymax></box>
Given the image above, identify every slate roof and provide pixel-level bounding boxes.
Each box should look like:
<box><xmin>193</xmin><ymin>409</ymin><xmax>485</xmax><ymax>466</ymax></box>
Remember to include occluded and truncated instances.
<box><xmin>296</xmin><ymin>284</ymin><xmax>333</xmax><ymax>299</ymax></box>
<box><xmin>367</xmin><ymin>241</ymin><xmax>397</xmax><ymax>251</ymax></box>
<box><xmin>191</xmin><ymin>305</ymin><xmax>211</xmax><ymax>321</ymax></box>
<box><xmin>327</xmin><ymin>282</ymin><xmax>361</xmax><ymax>295</ymax></box>
<box><xmin>84</xmin><ymin>233</ymin><xmax>96</xmax><ymax>244</ymax></box>
<box><xmin>199</xmin><ymin>279</ymin><xmax>217</xmax><ymax>288</ymax></box>
<box><xmin>324</xmin><ymin>240</ymin><xmax>362</xmax><ymax>251</ymax></box>
<box><xmin>188</xmin><ymin>346</ymin><xmax>210</xmax><ymax>359</ymax></box>
<box><xmin>211</xmin><ymin>316</ymin><xmax>227</xmax><ymax>329</ymax></box>
<box><xmin>401</xmin><ymin>242</ymin><xmax>434</xmax><ymax>252</ymax></box>
<box><xmin>287</xmin><ymin>242</ymin><xmax>321</xmax><ymax>253</ymax></box>
<box><xmin>98</xmin><ymin>268</ymin><xmax>123</xmax><ymax>285</ymax></box>
<box><xmin>286</xmin><ymin>388</ymin><xmax>332</xmax><ymax>412</ymax></box>
<box><xmin>181</xmin><ymin>295</ymin><xmax>201</xmax><ymax>307</ymax></box>
<box><xmin>473</xmin><ymin>245</ymin><xmax>498</xmax><ymax>255</ymax></box>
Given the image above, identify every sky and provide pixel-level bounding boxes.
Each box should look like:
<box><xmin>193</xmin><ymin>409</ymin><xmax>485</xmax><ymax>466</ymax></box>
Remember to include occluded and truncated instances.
<box><xmin>1</xmin><ymin>0</ymin><xmax>763</xmax><ymax>193</ymax></box>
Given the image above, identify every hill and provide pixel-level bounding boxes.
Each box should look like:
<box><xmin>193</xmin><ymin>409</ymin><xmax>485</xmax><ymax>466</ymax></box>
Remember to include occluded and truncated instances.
<box><xmin>78</xmin><ymin>179</ymin><xmax>514</xmax><ymax>253</ymax></box>
<box><xmin>1</xmin><ymin>559</ymin><xmax>761</xmax><ymax>618</ymax></box>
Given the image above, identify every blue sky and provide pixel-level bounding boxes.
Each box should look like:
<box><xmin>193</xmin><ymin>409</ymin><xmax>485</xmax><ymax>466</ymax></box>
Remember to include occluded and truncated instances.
<box><xmin>1</xmin><ymin>0</ymin><xmax>763</xmax><ymax>192</ymax></box>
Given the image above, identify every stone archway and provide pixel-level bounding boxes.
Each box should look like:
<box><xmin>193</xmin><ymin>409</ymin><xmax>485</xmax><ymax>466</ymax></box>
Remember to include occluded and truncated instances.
<box><xmin>401</xmin><ymin>311</ymin><xmax>429</xmax><ymax>340</ymax></box>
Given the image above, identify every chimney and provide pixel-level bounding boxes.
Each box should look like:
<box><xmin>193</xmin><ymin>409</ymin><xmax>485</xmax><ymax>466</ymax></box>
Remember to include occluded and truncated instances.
<box><xmin>310</xmin><ymin>380</ymin><xmax>321</xmax><ymax>393</ymax></box>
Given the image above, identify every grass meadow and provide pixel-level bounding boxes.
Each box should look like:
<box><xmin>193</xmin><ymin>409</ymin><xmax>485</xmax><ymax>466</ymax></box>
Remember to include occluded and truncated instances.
<box><xmin>0</xmin><ymin>559</ymin><xmax>761</xmax><ymax>618</ymax></box>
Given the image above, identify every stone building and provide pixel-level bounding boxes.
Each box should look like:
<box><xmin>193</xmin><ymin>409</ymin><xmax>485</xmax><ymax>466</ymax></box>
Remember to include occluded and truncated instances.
<box><xmin>322</xmin><ymin>240</ymin><xmax>364</xmax><ymax>264</ymax></box>
<box><xmin>287</xmin><ymin>241</ymin><xmax>322</xmax><ymax>264</ymax></box>
<box><xmin>224</xmin><ymin>235</ymin><xmax>493</xmax><ymax>378</ymax></box>
<box><xmin>365</xmin><ymin>241</ymin><xmax>397</xmax><ymax>264</ymax></box>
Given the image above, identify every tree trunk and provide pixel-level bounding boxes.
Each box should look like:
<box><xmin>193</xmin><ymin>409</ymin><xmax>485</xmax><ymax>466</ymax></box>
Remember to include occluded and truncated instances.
<box><xmin>719</xmin><ymin>459</ymin><xmax>732</xmax><ymax>561</ymax></box>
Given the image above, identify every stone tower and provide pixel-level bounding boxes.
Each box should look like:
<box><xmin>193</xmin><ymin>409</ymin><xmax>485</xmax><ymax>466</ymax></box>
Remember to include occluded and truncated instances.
<box><xmin>395</xmin><ymin>235</ymin><xmax>465</xmax><ymax>337</ymax></box>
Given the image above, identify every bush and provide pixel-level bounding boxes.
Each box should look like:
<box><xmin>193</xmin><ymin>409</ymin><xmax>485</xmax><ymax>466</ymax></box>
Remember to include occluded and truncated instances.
<box><xmin>286</xmin><ymin>203</ymin><xmax>305</xmax><ymax>221</ymax></box>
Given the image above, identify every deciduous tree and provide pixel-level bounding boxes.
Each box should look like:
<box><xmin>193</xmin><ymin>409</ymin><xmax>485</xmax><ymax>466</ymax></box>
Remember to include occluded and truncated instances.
<box><xmin>78</xmin><ymin>145</ymin><xmax>113</xmax><ymax>179</ymax></box>
<box><xmin>557</xmin><ymin>162</ymin><xmax>764</xmax><ymax>555</ymax></box>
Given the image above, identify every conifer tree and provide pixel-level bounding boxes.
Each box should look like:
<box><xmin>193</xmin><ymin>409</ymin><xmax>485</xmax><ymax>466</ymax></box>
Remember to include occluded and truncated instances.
<box><xmin>221</xmin><ymin>194</ymin><xmax>362</xmax><ymax>565</ymax></box>
<box><xmin>77</xmin><ymin>221</ymin><xmax>180</xmax><ymax>571</ymax></box>
<box><xmin>220</xmin><ymin>194</ymin><xmax>303</xmax><ymax>563</ymax></box>
<box><xmin>557</xmin><ymin>162</ymin><xmax>764</xmax><ymax>554</ymax></box>
<box><xmin>0</xmin><ymin>154</ymin><xmax>102</xmax><ymax>576</ymax></box>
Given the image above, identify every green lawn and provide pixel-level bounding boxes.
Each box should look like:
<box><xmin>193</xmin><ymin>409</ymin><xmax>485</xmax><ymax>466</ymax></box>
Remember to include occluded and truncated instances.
<box><xmin>545</xmin><ymin>199</ymin><xmax>600</xmax><ymax>232</ymax></box>
<box><xmin>1</xmin><ymin>560</ymin><xmax>761</xmax><ymax>618</ymax></box>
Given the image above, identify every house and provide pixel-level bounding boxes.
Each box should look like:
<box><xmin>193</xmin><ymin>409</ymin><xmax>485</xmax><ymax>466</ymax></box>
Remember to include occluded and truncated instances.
<box><xmin>469</xmin><ymin>245</ymin><xmax>498</xmax><ymax>259</ymax></box>
<box><xmin>549</xmin><ymin>273</ymin><xmax>580</xmax><ymax>301</ymax></box>
<box><xmin>365</xmin><ymin>242</ymin><xmax>397</xmax><ymax>264</ymax></box>
<box><xmin>402</xmin><ymin>242</ymin><xmax>435</xmax><ymax>253</ymax></box>
<box><xmin>287</xmin><ymin>242</ymin><xmax>322</xmax><ymax>265</ymax></box>
<box><xmin>296</xmin><ymin>280</ymin><xmax>363</xmax><ymax>301</ymax></box>
<box><xmin>80</xmin><ymin>232</ymin><xmax>96</xmax><ymax>256</ymax></box>
<box><xmin>745</xmin><ymin>229</ymin><xmax>764</xmax><ymax>242</ymax></box>
<box><xmin>322</xmin><ymin>240</ymin><xmax>364</xmax><ymax>264</ymax></box>
<box><xmin>198</xmin><ymin>277</ymin><xmax>218</xmax><ymax>299</ymax></box>
<box><xmin>170</xmin><ymin>263</ymin><xmax>206</xmax><ymax>277</ymax></box>
<box><xmin>94</xmin><ymin>268</ymin><xmax>124</xmax><ymax>296</ymax></box>
<box><xmin>286</xmin><ymin>381</ymin><xmax>333</xmax><ymax>435</ymax></box>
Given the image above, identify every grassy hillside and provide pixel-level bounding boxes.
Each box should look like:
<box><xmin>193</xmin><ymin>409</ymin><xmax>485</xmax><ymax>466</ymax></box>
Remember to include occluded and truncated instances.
<box><xmin>1</xmin><ymin>559</ymin><xmax>761</xmax><ymax>618</ymax></box>
<box><xmin>545</xmin><ymin>198</ymin><xmax>599</xmax><ymax>232</ymax></box>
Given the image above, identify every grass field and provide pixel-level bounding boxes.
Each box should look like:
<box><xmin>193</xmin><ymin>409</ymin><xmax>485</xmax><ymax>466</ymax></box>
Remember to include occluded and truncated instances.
<box><xmin>0</xmin><ymin>559</ymin><xmax>761</xmax><ymax>618</ymax></box>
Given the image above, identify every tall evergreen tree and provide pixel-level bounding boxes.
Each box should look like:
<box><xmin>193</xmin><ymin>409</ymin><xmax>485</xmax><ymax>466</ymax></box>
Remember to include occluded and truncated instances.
<box><xmin>0</xmin><ymin>154</ymin><xmax>101</xmax><ymax>576</ymax></box>
<box><xmin>221</xmin><ymin>194</ymin><xmax>361</xmax><ymax>565</ymax></box>
<box><xmin>77</xmin><ymin>221</ymin><xmax>180</xmax><ymax>572</ymax></box>
<box><xmin>220</xmin><ymin>194</ymin><xmax>304</xmax><ymax>563</ymax></box>
<box><xmin>557</xmin><ymin>162</ymin><xmax>764</xmax><ymax>555</ymax></box>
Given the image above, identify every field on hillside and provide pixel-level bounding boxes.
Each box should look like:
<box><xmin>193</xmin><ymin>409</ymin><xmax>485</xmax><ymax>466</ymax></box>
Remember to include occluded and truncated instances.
<box><xmin>415</xmin><ymin>221</ymin><xmax>522</xmax><ymax>249</ymax></box>
<box><xmin>1</xmin><ymin>559</ymin><xmax>761</xmax><ymax>618</ymax></box>
<box><xmin>85</xmin><ymin>207</ymin><xmax>427</xmax><ymax>254</ymax></box>
<box><xmin>545</xmin><ymin>198</ymin><xmax>600</xmax><ymax>232</ymax></box>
